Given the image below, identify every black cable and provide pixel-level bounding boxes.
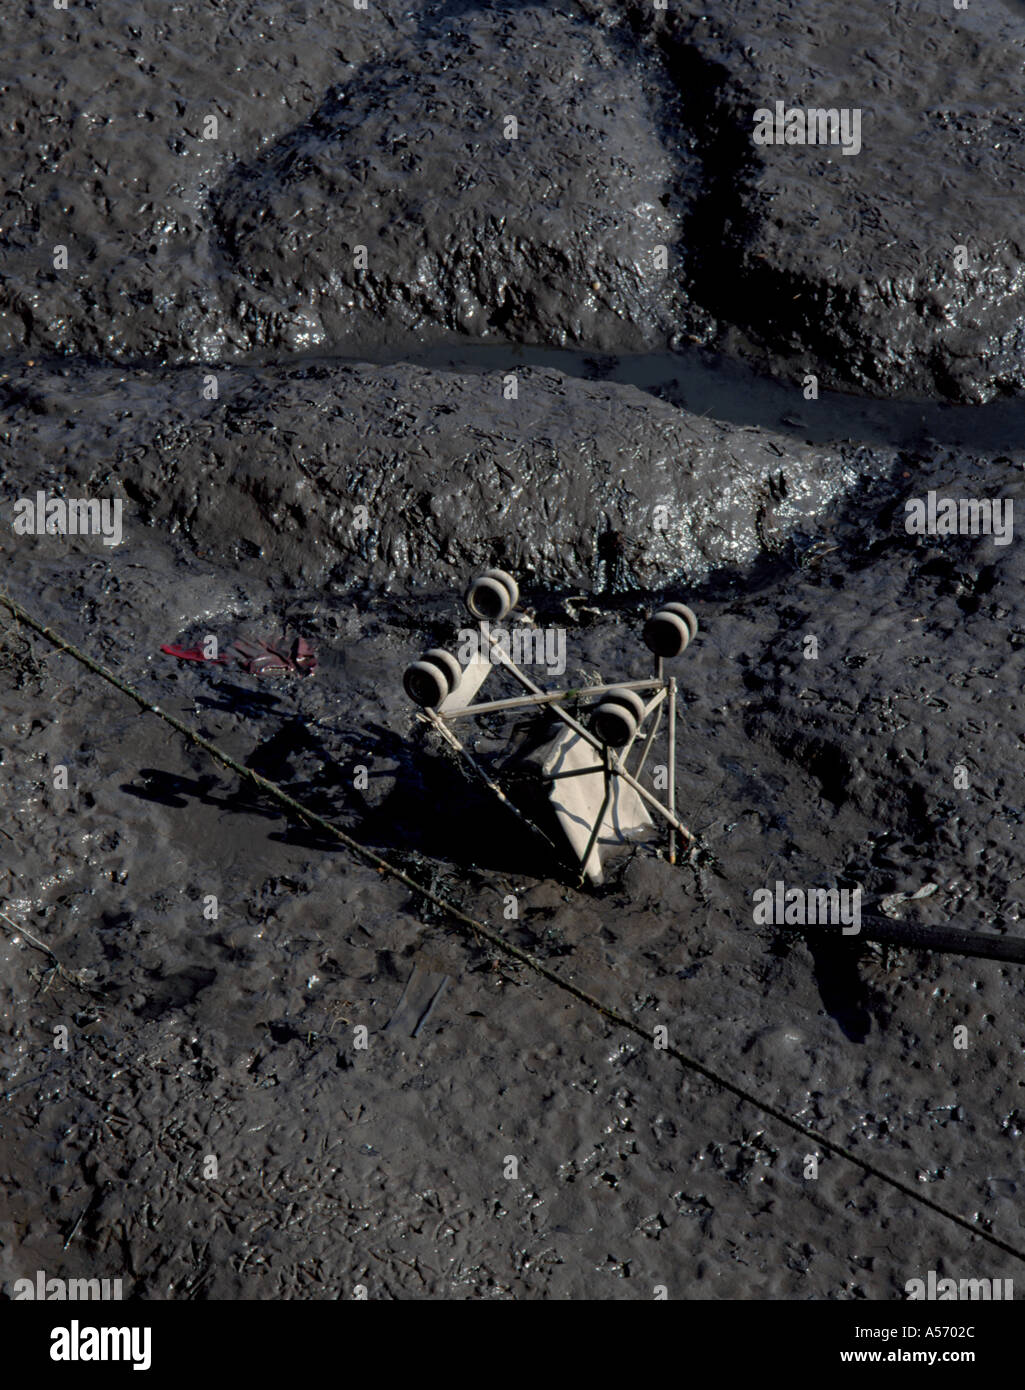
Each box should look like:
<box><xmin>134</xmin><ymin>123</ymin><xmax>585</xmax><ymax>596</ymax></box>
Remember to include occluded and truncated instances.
<box><xmin>4</xmin><ymin>588</ymin><xmax>1025</xmax><ymax>1269</ymax></box>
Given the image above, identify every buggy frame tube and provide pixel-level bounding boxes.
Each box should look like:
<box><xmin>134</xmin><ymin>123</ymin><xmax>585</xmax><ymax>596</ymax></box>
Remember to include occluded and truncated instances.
<box><xmin>480</xmin><ymin>631</ymin><xmax>695</xmax><ymax>843</ymax></box>
<box><xmin>668</xmin><ymin>676</ymin><xmax>677</xmax><ymax>865</ymax></box>
<box><xmin>443</xmin><ymin>678</ymin><xmax>663</xmax><ymax>720</ymax></box>
<box><xmin>578</xmin><ymin>743</ymin><xmax>614</xmax><ymax>883</ymax></box>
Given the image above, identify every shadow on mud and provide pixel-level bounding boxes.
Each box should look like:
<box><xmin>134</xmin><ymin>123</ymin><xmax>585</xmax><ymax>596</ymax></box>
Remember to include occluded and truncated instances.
<box><xmin>120</xmin><ymin>708</ymin><xmax>558</xmax><ymax>880</ymax></box>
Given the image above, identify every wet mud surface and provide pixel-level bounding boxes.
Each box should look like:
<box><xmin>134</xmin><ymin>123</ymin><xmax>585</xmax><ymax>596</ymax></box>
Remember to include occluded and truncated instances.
<box><xmin>5</xmin><ymin>0</ymin><xmax>1025</xmax><ymax>396</ymax></box>
<box><xmin>3</xmin><ymin>0</ymin><xmax>1025</xmax><ymax>1302</ymax></box>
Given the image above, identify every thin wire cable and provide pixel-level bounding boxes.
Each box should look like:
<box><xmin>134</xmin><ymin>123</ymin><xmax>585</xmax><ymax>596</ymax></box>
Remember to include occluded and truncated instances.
<box><xmin>3</xmin><ymin>588</ymin><xmax>1024</xmax><ymax>1267</ymax></box>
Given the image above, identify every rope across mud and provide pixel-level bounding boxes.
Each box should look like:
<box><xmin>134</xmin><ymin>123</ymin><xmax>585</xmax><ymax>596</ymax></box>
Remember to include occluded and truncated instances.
<box><xmin>4</xmin><ymin>587</ymin><xmax>1025</xmax><ymax>1270</ymax></box>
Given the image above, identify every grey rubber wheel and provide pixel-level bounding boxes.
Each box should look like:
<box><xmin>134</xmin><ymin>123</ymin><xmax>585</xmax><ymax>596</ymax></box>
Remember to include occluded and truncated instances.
<box><xmin>481</xmin><ymin>568</ymin><xmax>519</xmax><ymax>611</ymax></box>
<box><xmin>422</xmin><ymin>648</ymin><xmax>462</xmax><ymax>694</ymax></box>
<box><xmin>466</xmin><ymin>575</ymin><xmax>512</xmax><ymax>622</ymax></box>
<box><xmin>403</xmin><ymin>660</ymin><xmax>449</xmax><ymax>709</ymax></box>
<box><xmin>661</xmin><ymin>602</ymin><xmax>698</xmax><ymax>643</ymax></box>
<box><xmin>592</xmin><ymin>686</ymin><xmax>646</xmax><ymax>748</ymax></box>
<box><xmin>643</xmin><ymin>609</ymin><xmax>691</xmax><ymax>658</ymax></box>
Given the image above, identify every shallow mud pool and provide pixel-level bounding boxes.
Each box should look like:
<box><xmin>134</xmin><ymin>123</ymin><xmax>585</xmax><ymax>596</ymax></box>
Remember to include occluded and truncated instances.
<box><xmin>3</xmin><ymin>0</ymin><xmax>1025</xmax><ymax>1308</ymax></box>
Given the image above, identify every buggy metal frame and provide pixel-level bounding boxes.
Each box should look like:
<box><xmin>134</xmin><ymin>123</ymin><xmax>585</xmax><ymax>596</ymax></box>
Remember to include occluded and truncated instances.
<box><xmin>405</xmin><ymin>578</ymin><xmax>696</xmax><ymax>886</ymax></box>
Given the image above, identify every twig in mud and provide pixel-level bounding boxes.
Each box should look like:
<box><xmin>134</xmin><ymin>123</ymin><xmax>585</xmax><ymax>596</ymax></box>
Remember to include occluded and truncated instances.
<box><xmin>0</xmin><ymin>907</ymin><xmax>100</xmax><ymax>993</ymax></box>
<box><xmin>0</xmin><ymin>907</ymin><xmax>59</xmax><ymax>960</ymax></box>
<box><xmin>63</xmin><ymin>1207</ymin><xmax>87</xmax><ymax>1251</ymax></box>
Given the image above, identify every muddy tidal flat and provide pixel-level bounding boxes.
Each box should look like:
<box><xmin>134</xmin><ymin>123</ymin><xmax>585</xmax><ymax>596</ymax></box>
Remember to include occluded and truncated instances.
<box><xmin>3</xmin><ymin>0</ymin><xmax>1025</xmax><ymax>1315</ymax></box>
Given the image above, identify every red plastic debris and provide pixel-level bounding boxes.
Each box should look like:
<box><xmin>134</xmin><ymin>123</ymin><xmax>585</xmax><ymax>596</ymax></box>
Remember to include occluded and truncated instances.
<box><xmin>161</xmin><ymin>635</ymin><xmax>317</xmax><ymax>676</ymax></box>
<box><xmin>159</xmin><ymin>643</ymin><xmax>227</xmax><ymax>664</ymax></box>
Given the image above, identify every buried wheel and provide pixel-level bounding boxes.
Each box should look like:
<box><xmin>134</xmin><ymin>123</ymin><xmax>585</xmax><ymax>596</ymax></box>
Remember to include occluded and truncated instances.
<box><xmin>482</xmin><ymin>568</ymin><xmax>519</xmax><ymax>611</ymax></box>
<box><xmin>465</xmin><ymin>568</ymin><xmax>518</xmax><ymax>621</ymax></box>
<box><xmin>422</xmin><ymin>648</ymin><xmax>462</xmax><ymax>692</ymax></box>
<box><xmin>661</xmin><ymin>602</ymin><xmax>698</xmax><ymax>643</ymax></box>
<box><xmin>591</xmin><ymin>686</ymin><xmax>646</xmax><ymax>748</ymax></box>
<box><xmin>642</xmin><ymin>602</ymin><xmax>698</xmax><ymax>658</ymax></box>
<box><xmin>402</xmin><ymin>648</ymin><xmax>462</xmax><ymax>708</ymax></box>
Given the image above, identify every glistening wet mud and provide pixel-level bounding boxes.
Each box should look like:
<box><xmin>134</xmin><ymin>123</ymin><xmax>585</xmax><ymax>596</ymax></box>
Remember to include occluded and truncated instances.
<box><xmin>237</xmin><ymin>339</ymin><xmax>1025</xmax><ymax>452</ymax></box>
<box><xmin>4</xmin><ymin>0</ymin><xmax>1025</xmax><ymax>1302</ymax></box>
<box><xmin>6</xmin><ymin>368</ymin><xmax>1025</xmax><ymax>1297</ymax></box>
